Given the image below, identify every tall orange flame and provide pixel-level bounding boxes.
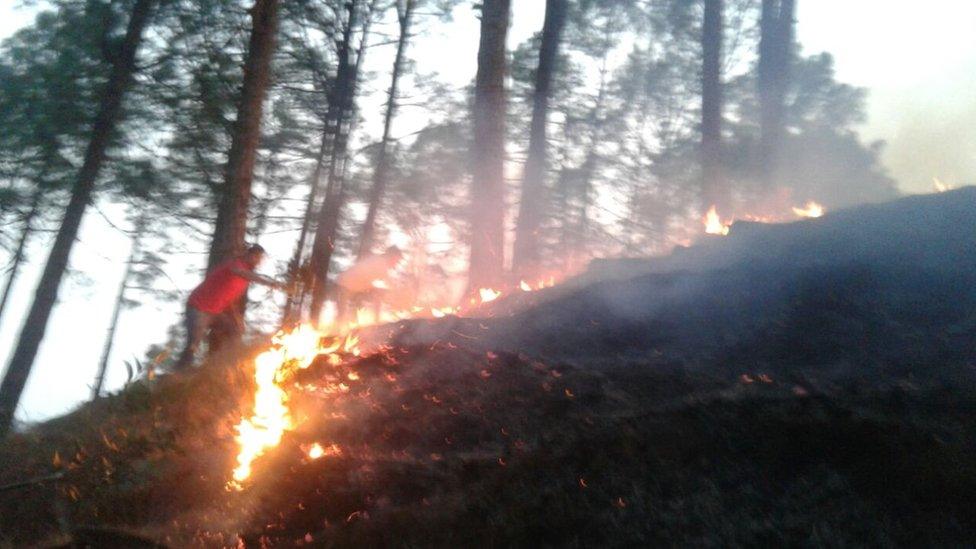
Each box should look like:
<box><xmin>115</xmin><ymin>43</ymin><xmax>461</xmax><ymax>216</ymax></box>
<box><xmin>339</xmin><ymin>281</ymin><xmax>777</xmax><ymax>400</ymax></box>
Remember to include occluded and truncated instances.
<box><xmin>703</xmin><ymin>205</ymin><xmax>730</xmax><ymax>236</ymax></box>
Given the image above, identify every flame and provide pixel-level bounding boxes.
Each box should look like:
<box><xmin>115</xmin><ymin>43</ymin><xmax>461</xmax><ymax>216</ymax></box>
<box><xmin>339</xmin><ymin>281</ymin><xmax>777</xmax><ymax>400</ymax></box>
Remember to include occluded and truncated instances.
<box><xmin>307</xmin><ymin>443</ymin><xmax>325</xmax><ymax>459</ymax></box>
<box><xmin>370</xmin><ymin>279</ymin><xmax>389</xmax><ymax>290</ymax></box>
<box><xmin>703</xmin><ymin>205</ymin><xmax>730</xmax><ymax>236</ymax></box>
<box><xmin>228</xmin><ymin>271</ymin><xmax>571</xmax><ymax>488</ymax></box>
<box><xmin>478</xmin><ymin>288</ymin><xmax>502</xmax><ymax>303</ymax></box>
<box><xmin>933</xmin><ymin>177</ymin><xmax>952</xmax><ymax>193</ymax></box>
<box><xmin>430</xmin><ymin>306</ymin><xmax>457</xmax><ymax>318</ymax></box>
<box><xmin>307</xmin><ymin>442</ymin><xmax>341</xmax><ymax>460</ymax></box>
<box><xmin>229</xmin><ymin>325</ymin><xmax>358</xmax><ymax>489</ymax></box>
<box><xmin>792</xmin><ymin>201</ymin><xmax>825</xmax><ymax>218</ymax></box>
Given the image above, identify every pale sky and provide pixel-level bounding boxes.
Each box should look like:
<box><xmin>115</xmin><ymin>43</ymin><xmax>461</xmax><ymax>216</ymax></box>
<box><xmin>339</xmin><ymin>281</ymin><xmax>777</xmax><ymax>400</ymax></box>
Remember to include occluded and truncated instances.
<box><xmin>1</xmin><ymin>1</ymin><xmax>975</xmax><ymax>423</ymax></box>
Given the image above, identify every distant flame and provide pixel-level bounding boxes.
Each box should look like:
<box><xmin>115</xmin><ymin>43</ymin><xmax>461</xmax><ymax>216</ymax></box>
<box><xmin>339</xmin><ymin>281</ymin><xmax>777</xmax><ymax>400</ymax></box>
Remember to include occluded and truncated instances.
<box><xmin>519</xmin><ymin>280</ymin><xmax>532</xmax><ymax>292</ymax></box>
<box><xmin>792</xmin><ymin>201</ymin><xmax>825</xmax><ymax>218</ymax></box>
<box><xmin>933</xmin><ymin>177</ymin><xmax>952</xmax><ymax>193</ymax></box>
<box><xmin>703</xmin><ymin>205</ymin><xmax>730</xmax><ymax>236</ymax></box>
<box><xmin>478</xmin><ymin>288</ymin><xmax>502</xmax><ymax>303</ymax></box>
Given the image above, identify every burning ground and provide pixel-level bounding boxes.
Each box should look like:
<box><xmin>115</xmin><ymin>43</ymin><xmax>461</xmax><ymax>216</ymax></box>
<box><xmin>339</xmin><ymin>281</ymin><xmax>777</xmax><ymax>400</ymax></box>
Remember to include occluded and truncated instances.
<box><xmin>3</xmin><ymin>190</ymin><xmax>976</xmax><ymax>546</ymax></box>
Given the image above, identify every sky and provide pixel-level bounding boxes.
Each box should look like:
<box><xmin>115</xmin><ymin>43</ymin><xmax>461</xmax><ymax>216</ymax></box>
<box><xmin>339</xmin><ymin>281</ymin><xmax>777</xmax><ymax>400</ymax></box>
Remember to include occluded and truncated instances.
<box><xmin>1</xmin><ymin>0</ymin><xmax>975</xmax><ymax>423</ymax></box>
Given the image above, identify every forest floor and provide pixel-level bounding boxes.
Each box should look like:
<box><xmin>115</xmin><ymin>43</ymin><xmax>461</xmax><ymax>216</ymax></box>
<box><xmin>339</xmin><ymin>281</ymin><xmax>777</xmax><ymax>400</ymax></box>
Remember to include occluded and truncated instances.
<box><xmin>1</xmin><ymin>326</ymin><xmax>975</xmax><ymax>547</ymax></box>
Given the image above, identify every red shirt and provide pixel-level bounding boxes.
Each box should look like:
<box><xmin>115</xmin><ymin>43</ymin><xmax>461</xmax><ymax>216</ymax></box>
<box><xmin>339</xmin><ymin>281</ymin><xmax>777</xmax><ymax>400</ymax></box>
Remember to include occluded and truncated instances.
<box><xmin>188</xmin><ymin>258</ymin><xmax>253</xmax><ymax>314</ymax></box>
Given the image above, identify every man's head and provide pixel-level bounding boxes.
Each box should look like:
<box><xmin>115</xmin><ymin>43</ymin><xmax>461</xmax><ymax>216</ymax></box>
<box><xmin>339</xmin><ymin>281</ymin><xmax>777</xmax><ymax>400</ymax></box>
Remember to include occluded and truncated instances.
<box><xmin>384</xmin><ymin>246</ymin><xmax>404</xmax><ymax>267</ymax></box>
<box><xmin>244</xmin><ymin>244</ymin><xmax>266</xmax><ymax>268</ymax></box>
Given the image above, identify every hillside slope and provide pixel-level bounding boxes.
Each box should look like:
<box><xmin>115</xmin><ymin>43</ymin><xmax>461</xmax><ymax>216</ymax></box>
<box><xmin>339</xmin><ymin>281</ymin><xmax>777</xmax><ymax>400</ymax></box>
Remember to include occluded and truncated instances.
<box><xmin>2</xmin><ymin>190</ymin><xmax>976</xmax><ymax>547</ymax></box>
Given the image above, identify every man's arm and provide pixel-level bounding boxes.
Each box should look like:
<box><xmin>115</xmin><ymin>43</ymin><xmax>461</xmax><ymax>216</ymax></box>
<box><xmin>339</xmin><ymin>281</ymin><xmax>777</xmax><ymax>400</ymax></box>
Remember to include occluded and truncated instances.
<box><xmin>230</xmin><ymin>268</ymin><xmax>286</xmax><ymax>289</ymax></box>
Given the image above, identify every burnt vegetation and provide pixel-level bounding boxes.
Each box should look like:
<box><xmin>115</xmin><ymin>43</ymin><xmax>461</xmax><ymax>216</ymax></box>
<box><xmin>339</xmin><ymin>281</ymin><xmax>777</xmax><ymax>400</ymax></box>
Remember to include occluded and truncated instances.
<box><xmin>3</xmin><ymin>190</ymin><xmax>976</xmax><ymax>546</ymax></box>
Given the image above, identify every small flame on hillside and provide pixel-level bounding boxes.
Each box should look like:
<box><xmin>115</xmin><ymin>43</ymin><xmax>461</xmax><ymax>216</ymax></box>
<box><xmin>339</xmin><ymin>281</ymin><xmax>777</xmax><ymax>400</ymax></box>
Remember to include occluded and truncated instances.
<box><xmin>703</xmin><ymin>205</ymin><xmax>731</xmax><ymax>235</ymax></box>
<box><xmin>703</xmin><ymin>200</ymin><xmax>825</xmax><ymax>236</ymax></box>
<box><xmin>792</xmin><ymin>201</ymin><xmax>825</xmax><ymax>218</ymax></box>
<box><xmin>478</xmin><ymin>288</ymin><xmax>502</xmax><ymax>303</ymax></box>
<box><xmin>933</xmin><ymin>177</ymin><xmax>952</xmax><ymax>193</ymax></box>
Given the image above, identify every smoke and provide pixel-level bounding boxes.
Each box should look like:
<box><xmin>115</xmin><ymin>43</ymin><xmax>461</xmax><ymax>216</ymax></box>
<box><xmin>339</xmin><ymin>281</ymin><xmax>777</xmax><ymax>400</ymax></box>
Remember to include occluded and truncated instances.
<box><xmin>859</xmin><ymin>50</ymin><xmax>976</xmax><ymax>194</ymax></box>
<box><xmin>877</xmin><ymin>88</ymin><xmax>976</xmax><ymax>193</ymax></box>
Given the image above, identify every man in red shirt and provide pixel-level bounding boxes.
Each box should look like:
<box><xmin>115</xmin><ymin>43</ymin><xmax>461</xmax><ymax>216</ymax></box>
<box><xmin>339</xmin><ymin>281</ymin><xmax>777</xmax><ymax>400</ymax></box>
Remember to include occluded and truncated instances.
<box><xmin>174</xmin><ymin>244</ymin><xmax>283</xmax><ymax>370</ymax></box>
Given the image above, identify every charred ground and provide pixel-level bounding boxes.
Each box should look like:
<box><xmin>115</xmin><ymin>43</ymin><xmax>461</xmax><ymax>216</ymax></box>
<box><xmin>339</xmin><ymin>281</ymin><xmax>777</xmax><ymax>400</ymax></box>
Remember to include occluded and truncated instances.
<box><xmin>3</xmin><ymin>190</ymin><xmax>976</xmax><ymax>547</ymax></box>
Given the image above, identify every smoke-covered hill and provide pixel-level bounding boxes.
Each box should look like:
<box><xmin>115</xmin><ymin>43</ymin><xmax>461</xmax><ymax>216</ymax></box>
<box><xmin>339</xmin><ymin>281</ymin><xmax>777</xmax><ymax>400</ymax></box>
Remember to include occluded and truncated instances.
<box><xmin>2</xmin><ymin>190</ymin><xmax>976</xmax><ymax>546</ymax></box>
<box><xmin>394</xmin><ymin>187</ymin><xmax>976</xmax><ymax>381</ymax></box>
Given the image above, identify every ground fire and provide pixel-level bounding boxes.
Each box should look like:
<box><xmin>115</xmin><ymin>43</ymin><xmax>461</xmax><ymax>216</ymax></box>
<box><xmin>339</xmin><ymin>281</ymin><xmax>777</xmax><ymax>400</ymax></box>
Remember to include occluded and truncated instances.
<box><xmin>228</xmin><ymin>274</ymin><xmax>562</xmax><ymax>489</ymax></box>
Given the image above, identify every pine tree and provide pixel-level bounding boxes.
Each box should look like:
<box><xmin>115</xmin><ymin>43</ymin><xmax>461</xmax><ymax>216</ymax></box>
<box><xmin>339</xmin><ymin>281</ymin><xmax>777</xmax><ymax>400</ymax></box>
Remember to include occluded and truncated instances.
<box><xmin>758</xmin><ymin>0</ymin><xmax>796</xmax><ymax>187</ymax></box>
<box><xmin>512</xmin><ymin>0</ymin><xmax>568</xmax><ymax>277</ymax></box>
<box><xmin>357</xmin><ymin>0</ymin><xmax>418</xmax><ymax>260</ymax></box>
<box><xmin>205</xmin><ymin>0</ymin><xmax>280</xmax><ymax>347</ymax></box>
<box><xmin>701</xmin><ymin>0</ymin><xmax>726</xmax><ymax>213</ymax></box>
<box><xmin>0</xmin><ymin>0</ymin><xmax>158</xmax><ymax>438</ymax></box>
<box><xmin>468</xmin><ymin>0</ymin><xmax>511</xmax><ymax>291</ymax></box>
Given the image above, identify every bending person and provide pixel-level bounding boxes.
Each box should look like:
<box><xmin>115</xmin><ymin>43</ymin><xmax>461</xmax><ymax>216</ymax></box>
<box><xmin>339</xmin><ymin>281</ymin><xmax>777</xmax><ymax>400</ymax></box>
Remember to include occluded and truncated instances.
<box><xmin>174</xmin><ymin>244</ymin><xmax>283</xmax><ymax>370</ymax></box>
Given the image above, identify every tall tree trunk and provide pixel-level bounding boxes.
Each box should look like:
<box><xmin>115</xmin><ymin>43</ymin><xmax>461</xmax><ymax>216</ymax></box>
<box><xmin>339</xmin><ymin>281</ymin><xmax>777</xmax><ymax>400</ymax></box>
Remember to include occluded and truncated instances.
<box><xmin>281</xmin><ymin>127</ymin><xmax>331</xmax><ymax>325</ymax></box>
<box><xmin>205</xmin><ymin>0</ymin><xmax>280</xmax><ymax>346</ymax></box>
<box><xmin>512</xmin><ymin>0</ymin><xmax>567</xmax><ymax>277</ymax></box>
<box><xmin>757</xmin><ymin>0</ymin><xmax>795</xmax><ymax>188</ymax></box>
<box><xmin>308</xmin><ymin>0</ymin><xmax>377</xmax><ymax>322</ymax></box>
<box><xmin>357</xmin><ymin>0</ymin><xmax>417</xmax><ymax>260</ymax></box>
<box><xmin>0</xmin><ymin>0</ymin><xmax>155</xmax><ymax>438</ymax></box>
<box><xmin>92</xmin><ymin>216</ymin><xmax>145</xmax><ymax>399</ymax></box>
<box><xmin>0</xmin><ymin>190</ymin><xmax>40</xmax><ymax>330</ymax></box>
<box><xmin>701</xmin><ymin>0</ymin><xmax>726</xmax><ymax>213</ymax></box>
<box><xmin>280</xmin><ymin>0</ymin><xmax>372</xmax><ymax>325</ymax></box>
<box><xmin>574</xmin><ymin>45</ymin><xmax>610</xmax><ymax>253</ymax></box>
<box><xmin>468</xmin><ymin>0</ymin><xmax>511</xmax><ymax>292</ymax></box>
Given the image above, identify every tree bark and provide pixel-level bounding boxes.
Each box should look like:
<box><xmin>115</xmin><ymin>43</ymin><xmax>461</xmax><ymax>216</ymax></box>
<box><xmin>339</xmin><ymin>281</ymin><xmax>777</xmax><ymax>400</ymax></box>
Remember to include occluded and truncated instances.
<box><xmin>280</xmin><ymin>0</ymin><xmax>368</xmax><ymax>325</ymax></box>
<box><xmin>758</xmin><ymin>0</ymin><xmax>795</xmax><ymax>188</ymax></box>
<box><xmin>512</xmin><ymin>0</ymin><xmax>567</xmax><ymax>277</ymax></box>
<box><xmin>0</xmin><ymin>190</ymin><xmax>40</xmax><ymax>330</ymax></box>
<box><xmin>308</xmin><ymin>0</ymin><xmax>376</xmax><ymax>322</ymax></box>
<box><xmin>357</xmin><ymin>0</ymin><xmax>417</xmax><ymax>260</ymax></box>
<box><xmin>468</xmin><ymin>0</ymin><xmax>511</xmax><ymax>292</ymax></box>
<box><xmin>205</xmin><ymin>0</ymin><xmax>280</xmax><ymax>346</ymax></box>
<box><xmin>281</xmin><ymin>124</ymin><xmax>331</xmax><ymax>325</ymax></box>
<box><xmin>0</xmin><ymin>0</ymin><xmax>155</xmax><ymax>438</ymax></box>
<box><xmin>91</xmin><ymin>216</ymin><xmax>145</xmax><ymax>399</ymax></box>
<box><xmin>701</xmin><ymin>0</ymin><xmax>725</xmax><ymax>213</ymax></box>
